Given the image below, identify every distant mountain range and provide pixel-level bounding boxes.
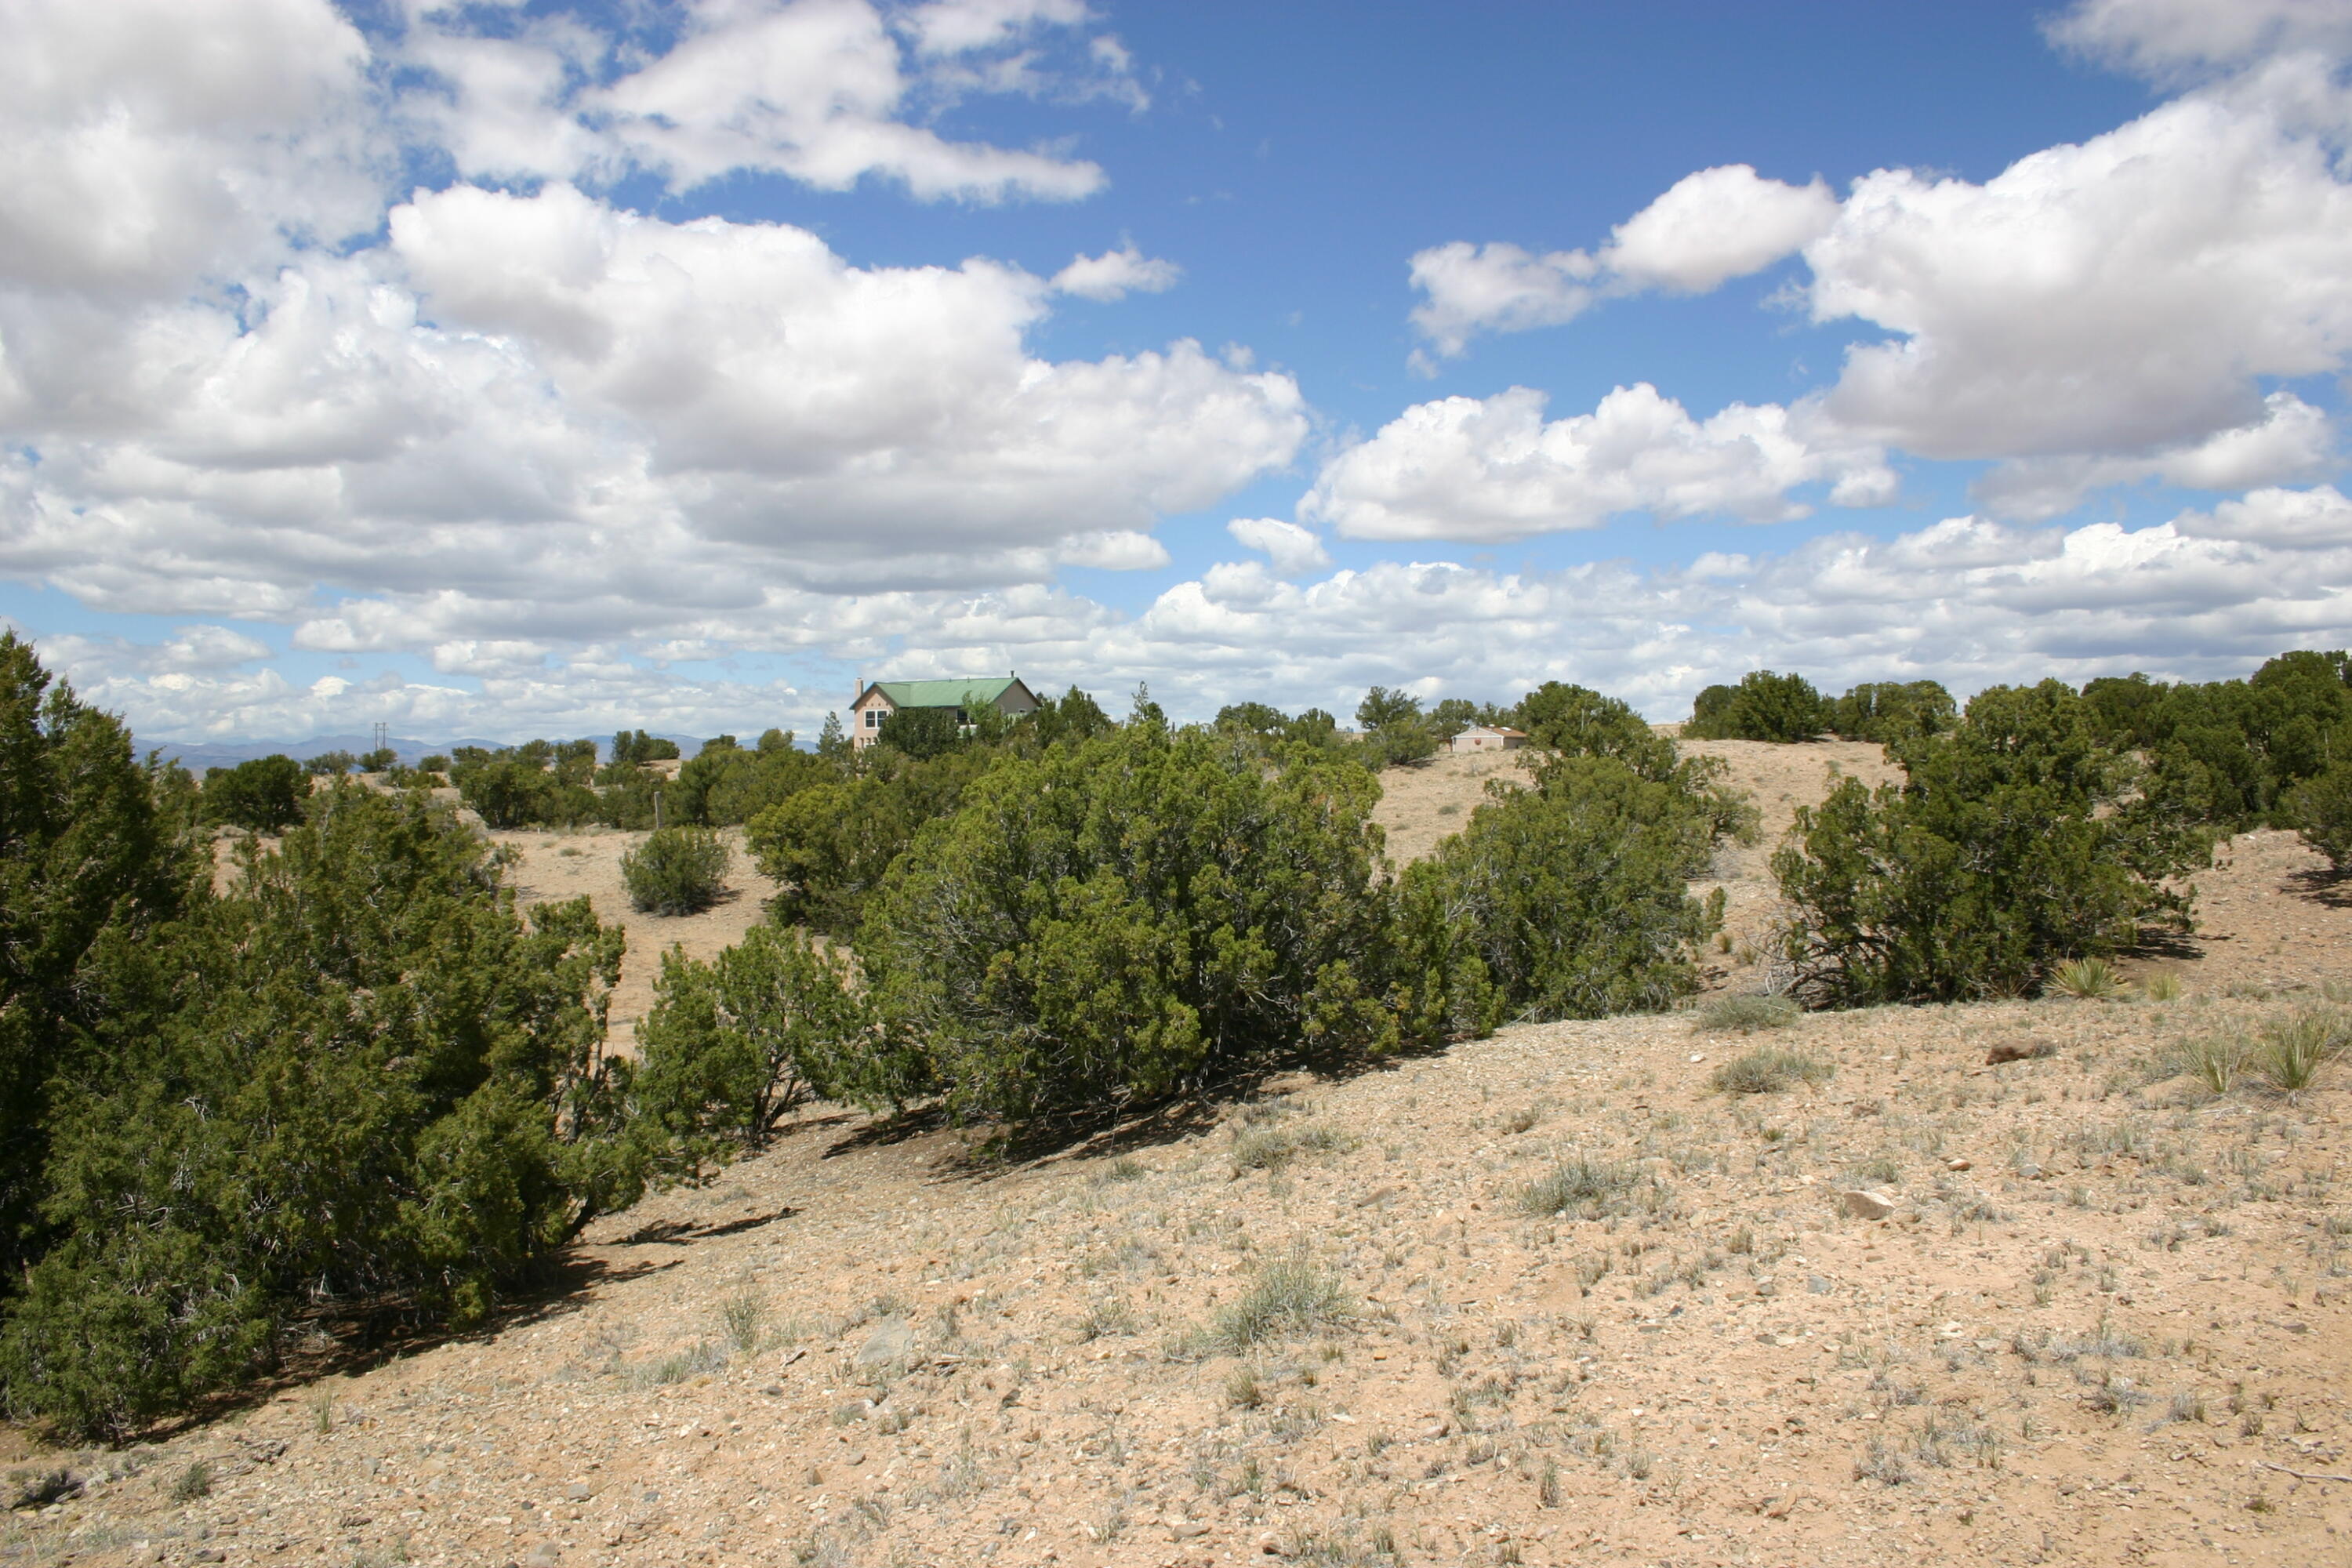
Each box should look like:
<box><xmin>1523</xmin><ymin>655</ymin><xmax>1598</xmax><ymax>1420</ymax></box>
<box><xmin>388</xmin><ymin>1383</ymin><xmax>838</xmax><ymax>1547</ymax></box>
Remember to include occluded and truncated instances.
<box><xmin>137</xmin><ymin>732</ymin><xmax>706</xmax><ymax>773</ymax></box>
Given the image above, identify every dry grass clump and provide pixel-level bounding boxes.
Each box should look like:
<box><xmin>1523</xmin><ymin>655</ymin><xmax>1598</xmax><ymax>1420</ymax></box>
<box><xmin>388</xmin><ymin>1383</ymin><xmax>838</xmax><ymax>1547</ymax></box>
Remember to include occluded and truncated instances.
<box><xmin>1213</xmin><ymin>1258</ymin><xmax>1352</xmax><ymax>1351</ymax></box>
<box><xmin>1230</xmin><ymin>1122</ymin><xmax>1345</xmax><ymax>1176</ymax></box>
<box><xmin>1696</xmin><ymin>994</ymin><xmax>1801</xmax><ymax>1034</ymax></box>
<box><xmin>1710</xmin><ymin>1047</ymin><xmax>1835</xmax><ymax>1095</ymax></box>
<box><xmin>624</xmin><ymin>1340</ymin><xmax>729</xmax><ymax>1389</ymax></box>
<box><xmin>720</xmin><ymin>1286</ymin><xmax>770</xmax><ymax>1355</ymax></box>
<box><xmin>1517</xmin><ymin>1156</ymin><xmax>1652</xmax><ymax>1219</ymax></box>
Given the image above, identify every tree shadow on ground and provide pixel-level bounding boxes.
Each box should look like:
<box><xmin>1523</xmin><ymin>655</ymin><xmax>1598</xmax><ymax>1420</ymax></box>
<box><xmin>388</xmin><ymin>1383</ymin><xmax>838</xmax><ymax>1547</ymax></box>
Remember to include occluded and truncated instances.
<box><xmin>112</xmin><ymin>1247</ymin><xmax>676</xmax><ymax>1448</ymax></box>
<box><xmin>828</xmin><ymin>1030</ymin><xmax>1468</xmax><ymax>1185</ymax></box>
<box><xmin>619</xmin><ymin>1207</ymin><xmax>799</xmax><ymax>1247</ymax></box>
<box><xmin>2287</xmin><ymin>865</ymin><xmax>2352</xmax><ymax>910</ymax></box>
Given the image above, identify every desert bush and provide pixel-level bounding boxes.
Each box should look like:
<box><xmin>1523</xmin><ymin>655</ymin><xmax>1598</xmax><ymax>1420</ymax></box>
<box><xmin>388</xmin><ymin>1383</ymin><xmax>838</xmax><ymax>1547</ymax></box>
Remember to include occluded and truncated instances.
<box><xmin>2143</xmin><ymin>970</ymin><xmax>2183</xmax><ymax>1001</ymax></box>
<box><xmin>0</xmin><ymin>785</ymin><xmax>647</xmax><ymax>1439</ymax></box>
<box><xmin>1399</xmin><ymin>754</ymin><xmax>1725</xmax><ymax>1023</ymax></box>
<box><xmin>0</xmin><ymin>634</ymin><xmax>195</xmax><ymax>1290</ymax></box>
<box><xmin>622</xmin><ymin>826</ymin><xmax>731</xmax><ymax>915</ymax></box>
<box><xmin>1775</xmin><ymin>681</ymin><xmax>2207</xmax><ymax>1005</ymax></box>
<box><xmin>200</xmin><ymin>754</ymin><xmax>307</xmax><ymax>831</ymax></box>
<box><xmin>719</xmin><ymin>1288</ymin><xmax>769</xmax><ymax>1356</ymax></box>
<box><xmin>304</xmin><ymin>750</ymin><xmax>358</xmax><ymax>776</ymax></box>
<box><xmin>831</xmin><ymin>716</ymin><xmax>1431</xmax><ymax>1121</ymax></box>
<box><xmin>1830</xmin><ymin>681</ymin><xmax>1956</xmax><ymax>744</ymax></box>
<box><xmin>875</xmin><ymin>706</ymin><xmax>965</xmax><ymax>760</ymax></box>
<box><xmin>637</xmin><ymin>925</ymin><xmax>870</xmax><ymax>1160</ymax></box>
<box><xmin>1513</xmin><ymin>682</ymin><xmax>1678</xmax><ymax>776</ymax></box>
<box><xmin>1696</xmin><ymin>994</ymin><xmax>1799</xmax><ymax>1033</ymax></box>
<box><xmin>2291</xmin><ymin>763</ymin><xmax>2352</xmax><ymax>872</ymax></box>
<box><xmin>452</xmin><ymin>750</ymin><xmax>597</xmax><ymax>829</ymax></box>
<box><xmin>1683</xmin><ymin>670</ymin><xmax>1828</xmax><ymax>742</ymax></box>
<box><xmin>746</xmin><ymin>746</ymin><xmax>998</xmax><ymax>936</ymax></box>
<box><xmin>1711</xmin><ymin>1047</ymin><xmax>1834</xmax><ymax>1094</ymax></box>
<box><xmin>167</xmin><ymin>1460</ymin><xmax>212</xmax><ymax>1503</ymax></box>
<box><xmin>2085</xmin><ymin>652</ymin><xmax>2352</xmax><ymax>833</ymax></box>
<box><xmin>1355</xmin><ymin>686</ymin><xmax>1437</xmax><ymax>768</ymax></box>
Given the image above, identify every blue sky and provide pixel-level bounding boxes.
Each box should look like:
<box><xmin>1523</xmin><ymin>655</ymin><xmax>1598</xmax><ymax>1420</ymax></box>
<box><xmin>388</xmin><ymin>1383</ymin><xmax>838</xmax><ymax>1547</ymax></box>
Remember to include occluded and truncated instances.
<box><xmin>3</xmin><ymin>0</ymin><xmax>2350</xmax><ymax>742</ymax></box>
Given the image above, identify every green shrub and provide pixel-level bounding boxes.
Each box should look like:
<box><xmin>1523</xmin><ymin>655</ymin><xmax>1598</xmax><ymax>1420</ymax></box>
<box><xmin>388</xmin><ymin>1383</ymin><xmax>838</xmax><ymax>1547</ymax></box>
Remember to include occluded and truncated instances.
<box><xmin>621</xmin><ymin>827</ymin><xmax>731</xmax><ymax>915</ymax></box>
<box><xmin>0</xmin><ymin>635</ymin><xmax>194</xmax><ymax>1287</ymax></box>
<box><xmin>200</xmin><ymin>754</ymin><xmax>307</xmax><ymax>830</ymax></box>
<box><xmin>0</xmin><ymin>786</ymin><xmax>644</xmax><ymax>1438</ymax></box>
<box><xmin>876</xmin><ymin>706</ymin><xmax>965</xmax><ymax>760</ymax></box>
<box><xmin>1355</xmin><ymin>686</ymin><xmax>1437</xmax><ymax>768</ymax></box>
<box><xmin>834</xmin><ymin>717</ymin><xmax>1423</xmax><ymax>1122</ymax></box>
<box><xmin>1696</xmin><ymin>994</ymin><xmax>1800</xmax><ymax>1033</ymax></box>
<box><xmin>168</xmin><ymin>1459</ymin><xmax>212</xmax><ymax>1503</ymax></box>
<box><xmin>1683</xmin><ymin>670</ymin><xmax>1828</xmax><ymax>742</ymax></box>
<box><xmin>746</xmin><ymin>746</ymin><xmax>996</xmax><ymax>936</ymax></box>
<box><xmin>2291</xmin><ymin>764</ymin><xmax>2352</xmax><ymax>872</ymax></box>
<box><xmin>611</xmin><ymin>729</ymin><xmax>680</xmax><ymax>765</ymax></box>
<box><xmin>2085</xmin><ymin>652</ymin><xmax>2352</xmax><ymax>834</ymax></box>
<box><xmin>1710</xmin><ymin>1047</ymin><xmax>1834</xmax><ymax>1094</ymax></box>
<box><xmin>1774</xmin><ymin>681</ymin><xmax>2207</xmax><ymax>1005</ymax></box>
<box><xmin>1830</xmin><ymin>681</ymin><xmax>1956</xmax><ymax>745</ymax></box>
<box><xmin>1399</xmin><ymin>754</ymin><xmax>1725</xmax><ymax>1024</ymax></box>
<box><xmin>637</xmin><ymin>925</ymin><xmax>870</xmax><ymax>1161</ymax></box>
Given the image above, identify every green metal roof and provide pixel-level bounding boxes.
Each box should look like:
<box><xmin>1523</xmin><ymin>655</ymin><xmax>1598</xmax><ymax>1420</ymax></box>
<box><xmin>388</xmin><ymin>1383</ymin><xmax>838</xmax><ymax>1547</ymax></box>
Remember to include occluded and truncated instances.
<box><xmin>871</xmin><ymin>677</ymin><xmax>1022</xmax><ymax>710</ymax></box>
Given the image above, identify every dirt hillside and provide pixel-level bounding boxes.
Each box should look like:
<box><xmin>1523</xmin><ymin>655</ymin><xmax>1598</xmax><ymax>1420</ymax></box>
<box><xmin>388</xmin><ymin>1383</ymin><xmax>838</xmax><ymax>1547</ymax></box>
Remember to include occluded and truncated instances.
<box><xmin>15</xmin><ymin>746</ymin><xmax>2350</xmax><ymax>1568</ymax></box>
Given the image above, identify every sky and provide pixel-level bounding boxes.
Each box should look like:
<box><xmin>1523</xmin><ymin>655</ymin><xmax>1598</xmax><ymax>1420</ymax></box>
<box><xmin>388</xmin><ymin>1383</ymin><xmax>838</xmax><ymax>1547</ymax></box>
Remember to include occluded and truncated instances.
<box><xmin>5</xmin><ymin>0</ymin><xmax>2352</xmax><ymax>743</ymax></box>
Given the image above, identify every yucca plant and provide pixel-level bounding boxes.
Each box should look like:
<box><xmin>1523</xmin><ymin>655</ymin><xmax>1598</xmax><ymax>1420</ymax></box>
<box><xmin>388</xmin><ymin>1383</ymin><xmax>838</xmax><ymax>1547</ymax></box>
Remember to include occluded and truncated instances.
<box><xmin>2049</xmin><ymin>956</ymin><xmax>2125</xmax><ymax>1000</ymax></box>
<box><xmin>2180</xmin><ymin>1033</ymin><xmax>2246</xmax><ymax>1095</ymax></box>
<box><xmin>2255</xmin><ymin>1011</ymin><xmax>2348</xmax><ymax>1095</ymax></box>
<box><xmin>2143</xmin><ymin>970</ymin><xmax>2183</xmax><ymax>1003</ymax></box>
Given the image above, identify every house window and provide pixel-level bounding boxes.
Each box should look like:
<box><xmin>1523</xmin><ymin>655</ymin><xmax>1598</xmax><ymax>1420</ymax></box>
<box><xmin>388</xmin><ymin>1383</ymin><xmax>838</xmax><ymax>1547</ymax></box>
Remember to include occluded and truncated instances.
<box><xmin>863</xmin><ymin>708</ymin><xmax>882</xmax><ymax>728</ymax></box>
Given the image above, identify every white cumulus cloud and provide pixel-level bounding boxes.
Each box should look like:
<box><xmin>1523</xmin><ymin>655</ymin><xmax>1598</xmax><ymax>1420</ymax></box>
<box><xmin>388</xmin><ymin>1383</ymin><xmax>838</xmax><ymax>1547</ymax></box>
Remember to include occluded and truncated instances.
<box><xmin>1225</xmin><ymin>517</ymin><xmax>1333</xmax><ymax>575</ymax></box>
<box><xmin>405</xmin><ymin>0</ymin><xmax>1136</xmax><ymax>202</ymax></box>
<box><xmin>1301</xmin><ymin>384</ymin><xmax>1894</xmax><ymax>543</ymax></box>
<box><xmin>1050</xmin><ymin>244</ymin><xmax>1181</xmax><ymax>300</ymax></box>
<box><xmin>1407</xmin><ymin>165</ymin><xmax>1833</xmax><ymax>358</ymax></box>
<box><xmin>2046</xmin><ymin>0</ymin><xmax>2352</xmax><ymax>82</ymax></box>
<box><xmin>1406</xmin><ymin>242</ymin><xmax>1599</xmax><ymax>358</ymax></box>
<box><xmin>1599</xmin><ymin>164</ymin><xmax>1840</xmax><ymax>294</ymax></box>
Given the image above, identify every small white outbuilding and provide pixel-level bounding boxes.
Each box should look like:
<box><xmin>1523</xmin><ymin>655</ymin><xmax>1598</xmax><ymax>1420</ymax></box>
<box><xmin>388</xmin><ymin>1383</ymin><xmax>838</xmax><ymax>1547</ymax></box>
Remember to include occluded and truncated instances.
<box><xmin>1450</xmin><ymin>725</ymin><xmax>1528</xmax><ymax>754</ymax></box>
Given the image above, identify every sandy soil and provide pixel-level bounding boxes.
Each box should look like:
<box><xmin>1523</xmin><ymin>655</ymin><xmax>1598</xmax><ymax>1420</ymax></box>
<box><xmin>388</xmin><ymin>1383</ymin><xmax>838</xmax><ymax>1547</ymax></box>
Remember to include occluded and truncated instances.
<box><xmin>19</xmin><ymin>747</ymin><xmax>2351</xmax><ymax>1568</ymax></box>
<box><xmin>488</xmin><ymin>826</ymin><xmax>779</xmax><ymax>1055</ymax></box>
